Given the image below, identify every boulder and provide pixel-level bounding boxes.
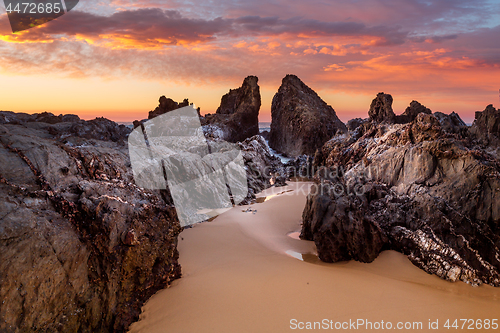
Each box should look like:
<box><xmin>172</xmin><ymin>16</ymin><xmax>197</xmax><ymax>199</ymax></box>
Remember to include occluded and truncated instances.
<box><xmin>269</xmin><ymin>74</ymin><xmax>347</xmax><ymax>157</ymax></box>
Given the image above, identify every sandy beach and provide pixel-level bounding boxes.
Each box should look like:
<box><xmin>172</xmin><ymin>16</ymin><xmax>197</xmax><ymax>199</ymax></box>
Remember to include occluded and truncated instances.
<box><xmin>129</xmin><ymin>182</ymin><xmax>500</xmax><ymax>332</ymax></box>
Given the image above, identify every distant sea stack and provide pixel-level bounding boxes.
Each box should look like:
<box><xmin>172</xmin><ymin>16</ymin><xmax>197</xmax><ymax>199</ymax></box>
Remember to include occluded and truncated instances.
<box><xmin>269</xmin><ymin>74</ymin><xmax>347</xmax><ymax>157</ymax></box>
<box><xmin>203</xmin><ymin>75</ymin><xmax>261</xmax><ymax>143</ymax></box>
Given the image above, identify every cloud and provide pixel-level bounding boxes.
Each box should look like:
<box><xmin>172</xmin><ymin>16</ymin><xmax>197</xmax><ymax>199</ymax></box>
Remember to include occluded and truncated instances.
<box><xmin>0</xmin><ymin>8</ymin><xmax>409</xmax><ymax>48</ymax></box>
<box><xmin>1</xmin><ymin>1</ymin><xmax>499</xmax><ymax>120</ymax></box>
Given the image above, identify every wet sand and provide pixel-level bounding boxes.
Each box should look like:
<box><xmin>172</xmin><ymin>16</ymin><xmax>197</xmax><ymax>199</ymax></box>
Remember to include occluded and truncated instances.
<box><xmin>129</xmin><ymin>182</ymin><xmax>500</xmax><ymax>333</ymax></box>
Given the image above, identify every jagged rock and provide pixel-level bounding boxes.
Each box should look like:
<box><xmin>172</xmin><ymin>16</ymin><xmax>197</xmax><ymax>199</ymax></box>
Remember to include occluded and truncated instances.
<box><xmin>133</xmin><ymin>120</ymin><xmax>142</xmax><ymax>129</ymax></box>
<box><xmin>368</xmin><ymin>92</ymin><xmax>395</xmax><ymax>123</ymax></box>
<box><xmin>284</xmin><ymin>155</ymin><xmax>314</xmax><ymax>179</ymax></box>
<box><xmin>346</xmin><ymin>118</ymin><xmax>367</xmax><ymax>131</ymax></box>
<box><xmin>0</xmin><ymin>111</ymin><xmax>80</xmax><ymax>125</ymax></box>
<box><xmin>397</xmin><ymin>100</ymin><xmax>432</xmax><ymax>123</ymax></box>
<box><xmin>302</xmin><ymin>109</ymin><xmax>500</xmax><ymax>286</ymax></box>
<box><xmin>470</xmin><ymin>104</ymin><xmax>500</xmax><ymax>146</ymax></box>
<box><xmin>203</xmin><ymin>76</ymin><xmax>261</xmax><ymax>143</ymax></box>
<box><xmin>0</xmin><ymin>117</ymin><xmax>181</xmax><ymax>332</ymax></box>
<box><xmin>434</xmin><ymin>111</ymin><xmax>467</xmax><ymax>135</ymax></box>
<box><xmin>0</xmin><ymin>111</ymin><xmax>130</xmax><ymax>144</ymax></box>
<box><xmin>239</xmin><ymin>135</ymin><xmax>287</xmax><ymax>201</ymax></box>
<box><xmin>148</xmin><ymin>97</ymin><xmax>190</xmax><ymax>119</ymax></box>
<box><xmin>301</xmin><ymin>182</ymin><xmax>387</xmax><ymax>263</ymax></box>
<box><xmin>259</xmin><ymin>130</ymin><xmax>270</xmax><ymax>140</ymax></box>
<box><xmin>269</xmin><ymin>74</ymin><xmax>347</xmax><ymax>157</ymax></box>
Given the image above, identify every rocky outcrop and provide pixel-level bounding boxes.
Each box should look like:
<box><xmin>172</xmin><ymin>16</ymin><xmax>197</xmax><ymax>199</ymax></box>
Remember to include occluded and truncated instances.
<box><xmin>470</xmin><ymin>104</ymin><xmax>500</xmax><ymax>147</ymax></box>
<box><xmin>203</xmin><ymin>76</ymin><xmax>261</xmax><ymax>143</ymax></box>
<box><xmin>284</xmin><ymin>155</ymin><xmax>314</xmax><ymax>179</ymax></box>
<box><xmin>148</xmin><ymin>97</ymin><xmax>191</xmax><ymax>119</ymax></box>
<box><xmin>346</xmin><ymin>118</ymin><xmax>367</xmax><ymax>131</ymax></box>
<box><xmin>398</xmin><ymin>100</ymin><xmax>432</xmax><ymax>123</ymax></box>
<box><xmin>0</xmin><ymin>111</ymin><xmax>288</xmax><ymax>331</ymax></box>
<box><xmin>434</xmin><ymin>111</ymin><xmax>467</xmax><ymax>135</ymax></box>
<box><xmin>0</xmin><ymin>111</ymin><xmax>81</xmax><ymax>125</ymax></box>
<box><xmin>302</xmin><ymin>107</ymin><xmax>500</xmax><ymax>286</ymax></box>
<box><xmin>367</xmin><ymin>95</ymin><xmax>436</xmax><ymax>125</ymax></box>
<box><xmin>269</xmin><ymin>75</ymin><xmax>347</xmax><ymax>157</ymax></box>
<box><xmin>368</xmin><ymin>92</ymin><xmax>395</xmax><ymax>123</ymax></box>
<box><xmin>0</xmin><ymin>111</ymin><xmax>131</xmax><ymax>144</ymax></box>
<box><xmin>0</xmin><ymin>115</ymin><xmax>181</xmax><ymax>332</ymax></box>
<box><xmin>239</xmin><ymin>135</ymin><xmax>287</xmax><ymax>200</ymax></box>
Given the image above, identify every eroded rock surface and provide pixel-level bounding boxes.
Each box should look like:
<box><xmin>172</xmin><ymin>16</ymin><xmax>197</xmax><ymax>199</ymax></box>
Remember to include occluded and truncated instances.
<box><xmin>239</xmin><ymin>135</ymin><xmax>287</xmax><ymax>199</ymax></box>
<box><xmin>398</xmin><ymin>100</ymin><xmax>432</xmax><ymax>123</ymax></box>
<box><xmin>202</xmin><ymin>76</ymin><xmax>261</xmax><ymax>143</ymax></box>
<box><xmin>302</xmin><ymin>107</ymin><xmax>500</xmax><ymax>286</ymax></box>
<box><xmin>368</xmin><ymin>92</ymin><xmax>395</xmax><ymax>123</ymax></box>
<box><xmin>269</xmin><ymin>74</ymin><xmax>347</xmax><ymax>157</ymax></box>
<box><xmin>470</xmin><ymin>104</ymin><xmax>500</xmax><ymax>158</ymax></box>
<box><xmin>0</xmin><ymin>111</ymin><xmax>286</xmax><ymax>331</ymax></box>
<box><xmin>0</xmin><ymin>114</ymin><xmax>181</xmax><ymax>332</ymax></box>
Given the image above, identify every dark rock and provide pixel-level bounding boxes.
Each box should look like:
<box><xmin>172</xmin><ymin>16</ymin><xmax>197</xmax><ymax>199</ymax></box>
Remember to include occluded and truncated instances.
<box><xmin>303</xmin><ymin>108</ymin><xmax>500</xmax><ymax>286</ymax></box>
<box><xmin>269</xmin><ymin>74</ymin><xmax>347</xmax><ymax>157</ymax></box>
<box><xmin>0</xmin><ymin>119</ymin><xmax>182</xmax><ymax>332</ymax></box>
<box><xmin>434</xmin><ymin>111</ymin><xmax>467</xmax><ymax>135</ymax></box>
<box><xmin>61</xmin><ymin>114</ymin><xmax>81</xmax><ymax>123</ymax></box>
<box><xmin>397</xmin><ymin>100</ymin><xmax>432</xmax><ymax>123</ymax></box>
<box><xmin>368</xmin><ymin>92</ymin><xmax>395</xmax><ymax>123</ymax></box>
<box><xmin>133</xmin><ymin>120</ymin><xmax>142</xmax><ymax>129</ymax></box>
<box><xmin>0</xmin><ymin>111</ymin><xmax>34</xmax><ymax>124</ymax></box>
<box><xmin>470</xmin><ymin>104</ymin><xmax>500</xmax><ymax>147</ymax></box>
<box><xmin>148</xmin><ymin>96</ymin><xmax>189</xmax><ymax>119</ymax></box>
<box><xmin>34</xmin><ymin>112</ymin><xmax>63</xmax><ymax>124</ymax></box>
<box><xmin>301</xmin><ymin>182</ymin><xmax>387</xmax><ymax>263</ymax></box>
<box><xmin>239</xmin><ymin>135</ymin><xmax>287</xmax><ymax>200</ymax></box>
<box><xmin>0</xmin><ymin>111</ymin><xmax>80</xmax><ymax>125</ymax></box>
<box><xmin>346</xmin><ymin>118</ymin><xmax>367</xmax><ymax>131</ymax></box>
<box><xmin>0</xmin><ymin>111</ymin><xmax>130</xmax><ymax>144</ymax></box>
<box><xmin>259</xmin><ymin>130</ymin><xmax>270</xmax><ymax>140</ymax></box>
<box><xmin>203</xmin><ymin>76</ymin><xmax>261</xmax><ymax>143</ymax></box>
<box><xmin>62</xmin><ymin>117</ymin><xmax>131</xmax><ymax>144</ymax></box>
<box><xmin>284</xmin><ymin>155</ymin><xmax>314</xmax><ymax>179</ymax></box>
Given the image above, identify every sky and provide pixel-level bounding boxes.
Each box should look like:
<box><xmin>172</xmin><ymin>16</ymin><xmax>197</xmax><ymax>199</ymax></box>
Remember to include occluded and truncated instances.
<box><xmin>1</xmin><ymin>0</ymin><xmax>499</xmax><ymax>123</ymax></box>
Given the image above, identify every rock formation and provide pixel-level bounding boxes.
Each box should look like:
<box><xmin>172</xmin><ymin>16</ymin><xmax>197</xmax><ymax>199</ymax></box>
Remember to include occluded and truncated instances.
<box><xmin>148</xmin><ymin>97</ymin><xmax>191</xmax><ymax>119</ymax></box>
<box><xmin>239</xmin><ymin>135</ymin><xmax>287</xmax><ymax>199</ymax></box>
<box><xmin>368</xmin><ymin>92</ymin><xmax>395</xmax><ymax>123</ymax></box>
<box><xmin>0</xmin><ymin>111</ymin><xmax>132</xmax><ymax>144</ymax></box>
<box><xmin>398</xmin><ymin>100</ymin><xmax>432</xmax><ymax>123</ymax></box>
<box><xmin>367</xmin><ymin>94</ymin><xmax>435</xmax><ymax>125</ymax></box>
<box><xmin>346</xmin><ymin>118</ymin><xmax>367</xmax><ymax>131</ymax></box>
<box><xmin>302</xmin><ymin>107</ymin><xmax>500</xmax><ymax>286</ymax></box>
<box><xmin>269</xmin><ymin>74</ymin><xmax>347</xmax><ymax>157</ymax></box>
<box><xmin>0</xmin><ymin>110</ymin><xmax>287</xmax><ymax>331</ymax></box>
<box><xmin>203</xmin><ymin>76</ymin><xmax>261</xmax><ymax>143</ymax></box>
<box><xmin>0</xmin><ymin>113</ymin><xmax>181</xmax><ymax>332</ymax></box>
<box><xmin>434</xmin><ymin>111</ymin><xmax>467</xmax><ymax>135</ymax></box>
<box><xmin>470</xmin><ymin>104</ymin><xmax>500</xmax><ymax>153</ymax></box>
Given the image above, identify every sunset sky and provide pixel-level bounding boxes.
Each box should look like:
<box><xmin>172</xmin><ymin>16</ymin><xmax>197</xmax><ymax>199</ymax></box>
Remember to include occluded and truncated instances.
<box><xmin>1</xmin><ymin>0</ymin><xmax>499</xmax><ymax>123</ymax></box>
